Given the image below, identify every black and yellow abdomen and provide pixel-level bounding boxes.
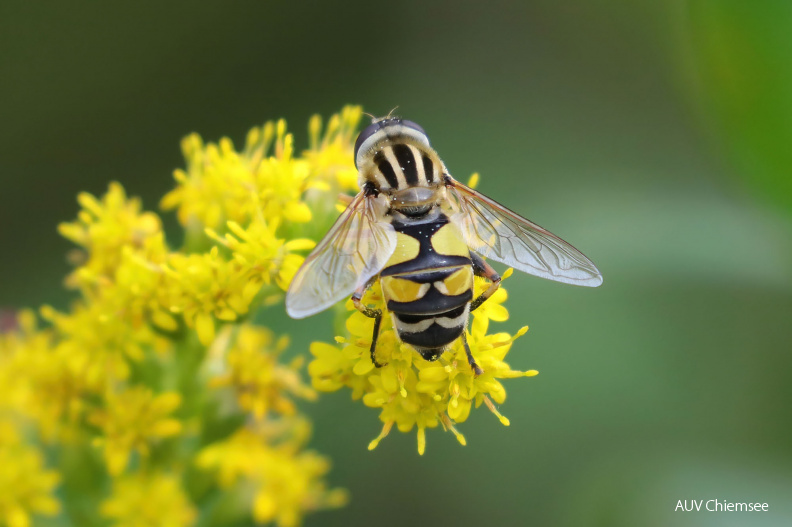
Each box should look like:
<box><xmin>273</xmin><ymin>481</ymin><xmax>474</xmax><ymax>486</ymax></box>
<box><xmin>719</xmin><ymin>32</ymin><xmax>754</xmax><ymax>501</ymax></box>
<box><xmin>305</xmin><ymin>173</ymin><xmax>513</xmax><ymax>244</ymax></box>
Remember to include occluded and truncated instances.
<box><xmin>380</xmin><ymin>214</ymin><xmax>474</xmax><ymax>360</ymax></box>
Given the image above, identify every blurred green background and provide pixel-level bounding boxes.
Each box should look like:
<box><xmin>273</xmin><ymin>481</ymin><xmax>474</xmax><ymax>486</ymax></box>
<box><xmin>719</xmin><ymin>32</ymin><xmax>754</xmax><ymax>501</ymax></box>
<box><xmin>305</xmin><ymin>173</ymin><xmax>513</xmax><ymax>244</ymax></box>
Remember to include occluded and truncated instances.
<box><xmin>2</xmin><ymin>1</ymin><xmax>791</xmax><ymax>526</ymax></box>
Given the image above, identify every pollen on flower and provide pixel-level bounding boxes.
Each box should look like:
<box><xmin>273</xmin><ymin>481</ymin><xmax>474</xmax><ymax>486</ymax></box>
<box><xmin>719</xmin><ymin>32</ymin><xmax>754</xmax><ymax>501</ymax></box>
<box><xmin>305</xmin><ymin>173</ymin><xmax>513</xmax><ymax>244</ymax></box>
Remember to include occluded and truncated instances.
<box><xmin>308</xmin><ymin>270</ymin><xmax>536</xmax><ymax>454</ymax></box>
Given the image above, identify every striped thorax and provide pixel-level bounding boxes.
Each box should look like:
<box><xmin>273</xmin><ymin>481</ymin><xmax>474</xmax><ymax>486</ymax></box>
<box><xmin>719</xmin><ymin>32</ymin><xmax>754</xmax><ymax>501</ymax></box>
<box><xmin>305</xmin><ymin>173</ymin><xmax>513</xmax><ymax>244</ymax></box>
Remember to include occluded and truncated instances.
<box><xmin>354</xmin><ymin>119</ymin><xmax>447</xmax><ymax>212</ymax></box>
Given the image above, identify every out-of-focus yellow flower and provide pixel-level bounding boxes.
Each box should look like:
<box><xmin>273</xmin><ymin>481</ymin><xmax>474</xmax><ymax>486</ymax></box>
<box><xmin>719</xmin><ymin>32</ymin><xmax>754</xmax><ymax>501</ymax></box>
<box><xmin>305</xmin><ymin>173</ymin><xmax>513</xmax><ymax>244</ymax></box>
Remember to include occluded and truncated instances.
<box><xmin>304</xmin><ymin>106</ymin><xmax>363</xmax><ymax>193</ymax></box>
<box><xmin>160</xmin><ymin>247</ymin><xmax>258</xmax><ymax>346</ymax></box>
<box><xmin>308</xmin><ymin>270</ymin><xmax>537</xmax><ymax>454</ymax></box>
<box><xmin>0</xmin><ymin>310</ymin><xmax>89</xmax><ymax>440</ymax></box>
<box><xmin>89</xmin><ymin>388</ymin><xmax>182</xmax><ymax>475</ymax></box>
<box><xmin>100</xmin><ymin>471</ymin><xmax>196</xmax><ymax>527</ymax></box>
<box><xmin>197</xmin><ymin>422</ymin><xmax>347</xmax><ymax>527</ymax></box>
<box><xmin>58</xmin><ymin>182</ymin><xmax>163</xmax><ymax>290</ymax></box>
<box><xmin>40</xmin><ymin>300</ymin><xmax>152</xmax><ymax>382</ymax></box>
<box><xmin>0</xmin><ymin>420</ymin><xmax>60</xmax><ymax>527</ymax></box>
<box><xmin>209</xmin><ymin>325</ymin><xmax>316</xmax><ymax>419</ymax></box>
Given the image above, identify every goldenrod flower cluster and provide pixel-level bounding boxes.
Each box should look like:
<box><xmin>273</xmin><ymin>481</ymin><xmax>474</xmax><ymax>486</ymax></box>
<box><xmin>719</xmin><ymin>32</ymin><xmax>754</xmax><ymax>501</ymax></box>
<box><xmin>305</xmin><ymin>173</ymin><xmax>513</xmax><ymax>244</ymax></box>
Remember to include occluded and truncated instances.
<box><xmin>0</xmin><ymin>105</ymin><xmax>537</xmax><ymax>526</ymax></box>
<box><xmin>0</xmin><ymin>107</ymin><xmax>361</xmax><ymax>527</ymax></box>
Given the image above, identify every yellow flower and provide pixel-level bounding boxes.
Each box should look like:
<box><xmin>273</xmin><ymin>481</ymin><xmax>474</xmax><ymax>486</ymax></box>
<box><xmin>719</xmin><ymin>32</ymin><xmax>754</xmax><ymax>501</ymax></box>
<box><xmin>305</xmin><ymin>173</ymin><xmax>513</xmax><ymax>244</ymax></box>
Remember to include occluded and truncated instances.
<box><xmin>155</xmin><ymin>107</ymin><xmax>362</xmax><ymax>346</ymax></box>
<box><xmin>304</xmin><ymin>105</ymin><xmax>364</xmax><ymax>193</ymax></box>
<box><xmin>0</xmin><ymin>311</ymin><xmax>90</xmax><ymax>439</ymax></box>
<box><xmin>205</xmin><ymin>217</ymin><xmax>315</xmax><ymax>296</ymax></box>
<box><xmin>160</xmin><ymin>247</ymin><xmax>256</xmax><ymax>346</ymax></box>
<box><xmin>308</xmin><ymin>270</ymin><xmax>537</xmax><ymax>454</ymax></box>
<box><xmin>161</xmin><ymin>106</ymin><xmax>362</xmax><ymax>233</ymax></box>
<box><xmin>58</xmin><ymin>182</ymin><xmax>163</xmax><ymax>291</ymax></box>
<box><xmin>89</xmin><ymin>388</ymin><xmax>183</xmax><ymax>475</ymax></box>
<box><xmin>1</xmin><ymin>107</ymin><xmax>369</xmax><ymax>525</ymax></box>
<box><xmin>197</xmin><ymin>421</ymin><xmax>347</xmax><ymax>527</ymax></box>
<box><xmin>100</xmin><ymin>471</ymin><xmax>196</xmax><ymax>527</ymax></box>
<box><xmin>40</xmin><ymin>300</ymin><xmax>154</xmax><ymax>383</ymax></box>
<box><xmin>208</xmin><ymin>324</ymin><xmax>316</xmax><ymax>419</ymax></box>
<box><xmin>0</xmin><ymin>420</ymin><xmax>60</xmax><ymax>527</ymax></box>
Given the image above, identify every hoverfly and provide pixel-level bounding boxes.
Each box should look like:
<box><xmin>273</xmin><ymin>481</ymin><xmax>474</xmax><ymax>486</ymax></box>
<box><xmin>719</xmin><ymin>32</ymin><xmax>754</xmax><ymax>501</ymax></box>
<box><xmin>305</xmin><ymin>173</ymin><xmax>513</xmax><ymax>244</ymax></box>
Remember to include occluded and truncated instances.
<box><xmin>286</xmin><ymin>116</ymin><xmax>602</xmax><ymax>375</ymax></box>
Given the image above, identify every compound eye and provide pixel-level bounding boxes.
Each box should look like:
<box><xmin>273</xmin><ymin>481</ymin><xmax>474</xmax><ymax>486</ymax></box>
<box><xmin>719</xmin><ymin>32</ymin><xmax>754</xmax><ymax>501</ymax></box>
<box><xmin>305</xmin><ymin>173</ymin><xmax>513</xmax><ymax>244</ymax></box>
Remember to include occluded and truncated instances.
<box><xmin>399</xmin><ymin>119</ymin><xmax>426</xmax><ymax>137</ymax></box>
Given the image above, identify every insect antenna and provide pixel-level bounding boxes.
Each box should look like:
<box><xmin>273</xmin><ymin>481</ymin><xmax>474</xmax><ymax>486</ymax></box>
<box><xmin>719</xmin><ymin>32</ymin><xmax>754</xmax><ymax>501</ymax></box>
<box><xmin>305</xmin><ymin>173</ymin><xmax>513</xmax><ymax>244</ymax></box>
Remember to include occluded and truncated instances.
<box><xmin>370</xmin><ymin>106</ymin><xmax>401</xmax><ymax>123</ymax></box>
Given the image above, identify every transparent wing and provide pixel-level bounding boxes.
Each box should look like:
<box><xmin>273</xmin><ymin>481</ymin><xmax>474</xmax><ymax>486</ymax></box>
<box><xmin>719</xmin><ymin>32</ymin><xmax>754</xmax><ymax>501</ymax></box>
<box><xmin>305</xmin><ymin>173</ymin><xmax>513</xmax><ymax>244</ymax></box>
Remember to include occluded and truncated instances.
<box><xmin>285</xmin><ymin>192</ymin><xmax>397</xmax><ymax>318</ymax></box>
<box><xmin>447</xmin><ymin>177</ymin><xmax>603</xmax><ymax>286</ymax></box>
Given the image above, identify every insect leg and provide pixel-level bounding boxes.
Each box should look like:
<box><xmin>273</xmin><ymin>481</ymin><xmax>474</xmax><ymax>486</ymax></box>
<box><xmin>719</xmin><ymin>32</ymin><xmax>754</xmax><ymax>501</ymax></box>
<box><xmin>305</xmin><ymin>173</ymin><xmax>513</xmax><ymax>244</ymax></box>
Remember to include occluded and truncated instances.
<box><xmin>368</xmin><ymin>313</ymin><xmax>384</xmax><ymax>367</ymax></box>
<box><xmin>469</xmin><ymin>252</ymin><xmax>501</xmax><ymax>312</ymax></box>
<box><xmin>461</xmin><ymin>331</ymin><xmax>483</xmax><ymax>376</ymax></box>
<box><xmin>351</xmin><ymin>283</ymin><xmax>385</xmax><ymax>368</ymax></box>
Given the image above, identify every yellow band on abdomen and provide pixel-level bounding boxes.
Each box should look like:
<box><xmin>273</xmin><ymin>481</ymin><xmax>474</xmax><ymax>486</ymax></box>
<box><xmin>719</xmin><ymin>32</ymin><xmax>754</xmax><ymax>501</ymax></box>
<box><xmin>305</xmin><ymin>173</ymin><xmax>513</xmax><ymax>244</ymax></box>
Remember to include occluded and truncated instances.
<box><xmin>430</xmin><ymin>223</ymin><xmax>469</xmax><ymax>256</ymax></box>
<box><xmin>381</xmin><ymin>276</ymin><xmax>431</xmax><ymax>303</ymax></box>
<box><xmin>434</xmin><ymin>266</ymin><xmax>474</xmax><ymax>297</ymax></box>
<box><xmin>385</xmin><ymin>232</ymin><xmax>422</xmax><ymax>267</ymax></box>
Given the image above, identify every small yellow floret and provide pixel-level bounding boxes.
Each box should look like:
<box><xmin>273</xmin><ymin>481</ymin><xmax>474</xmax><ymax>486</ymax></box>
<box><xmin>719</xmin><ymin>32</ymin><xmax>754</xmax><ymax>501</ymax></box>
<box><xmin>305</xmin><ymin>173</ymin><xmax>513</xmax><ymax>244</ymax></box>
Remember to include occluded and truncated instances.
<box><xmin>89</xmin><ymin>388</ymin><xmax>183</xmax><ymax>475</ymax></box>
<box><xmin>208</xmin><ymin>325</ymin><xmax>316</xmax><ymax>419</ymax></box>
